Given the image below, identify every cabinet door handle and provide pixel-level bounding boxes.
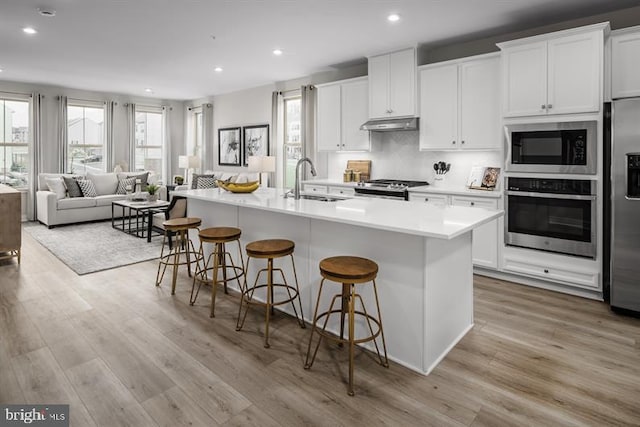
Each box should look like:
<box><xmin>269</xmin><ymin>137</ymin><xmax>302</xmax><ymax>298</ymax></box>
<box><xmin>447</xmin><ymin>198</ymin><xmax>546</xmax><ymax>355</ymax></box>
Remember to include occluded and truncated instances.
<box><xmin>470</xmin><ymin>202</ymin><xmax>475</xmax><ymax>206</ymax></box>
<box><xmin>544</xmin><ymin>269</ymin><xmax>549</xmax><ymax>273</ymax></box>
<box><xmin>452</xmin><ymin>140</ymin><xmax>456</xmax><ymax>144</ymax></box>
<box><xmin>336</xmin><ymin>144</ymin><xmax>340</xmax><ymax>147</ymax></box>
<box><xmin>547</xmin><ymin>104</ymin><xmax>553</xmax><ymax>109</ymax></box>
<box><xmin>461</xmin><ymin>140</ymin><xmax>465</xmax><ymax>144</ymax></box>
<box><xmin>424</xmin><ymin>198</ymin><xmax>429</xmax><ymax>202</ymax></box>
<box><xmin>541</xmin><ymin>104</ymin><xmax>546</xmax><ymax>110</ymax></box>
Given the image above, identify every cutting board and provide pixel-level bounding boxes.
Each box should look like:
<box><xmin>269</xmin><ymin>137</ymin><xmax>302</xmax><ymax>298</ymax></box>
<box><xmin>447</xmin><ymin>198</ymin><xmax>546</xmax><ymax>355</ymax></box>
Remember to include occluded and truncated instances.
<box><xmin>347</xmin><ymin>160</ymin><xmax>371</xmax><ymax>181</ymax></box>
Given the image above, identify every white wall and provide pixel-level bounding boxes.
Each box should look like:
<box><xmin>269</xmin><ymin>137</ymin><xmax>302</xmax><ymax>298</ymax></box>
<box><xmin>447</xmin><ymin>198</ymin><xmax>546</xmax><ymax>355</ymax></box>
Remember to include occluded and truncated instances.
<box><xmin>0</xmin><ymin>80</ymin><xmax>185</xmax><ymax>182</ymax></box>
<box><xmin>187</xmin><ymin>83</ymin><xmax>275</xmax><ymax>176</ymax></box>
<box><xmin>327</xmin><ymin>131</ymin><xmax>503</xmax><ymax>188</ymax></box>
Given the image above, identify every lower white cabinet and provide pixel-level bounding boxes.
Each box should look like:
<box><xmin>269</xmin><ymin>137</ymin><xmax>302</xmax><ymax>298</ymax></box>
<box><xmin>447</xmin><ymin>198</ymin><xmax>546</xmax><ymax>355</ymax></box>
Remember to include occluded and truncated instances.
<box><xmin>502</xmin><ymin>255</ymin><xmax>599</xmax><ymax>290</ymax></box>
<box><xmin>328</xmin><ymin>186</ymin><xmax>355</xmax><ymax>196</ymax></box>
<box><xmin>410</xmin><ymin>192</ymin><xmax>499</xmax><ymax>269</ymax></box>
<box><xmin>303</xmin><ymin>184</ymin><xmax>328</xmax><ymax>194</ymax></box>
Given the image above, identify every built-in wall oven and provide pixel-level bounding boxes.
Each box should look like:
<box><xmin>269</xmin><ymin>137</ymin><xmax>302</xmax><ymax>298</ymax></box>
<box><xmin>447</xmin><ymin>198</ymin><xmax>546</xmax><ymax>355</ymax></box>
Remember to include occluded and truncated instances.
<box><xmin>505</xmin><ymin>177</ymin><xmax>596</xmax><ymax>258</ymax></box>
<box><xmin>505</xmin><ymin>121</ymin><xmax>597</xmax><ymax>174</ymax></box>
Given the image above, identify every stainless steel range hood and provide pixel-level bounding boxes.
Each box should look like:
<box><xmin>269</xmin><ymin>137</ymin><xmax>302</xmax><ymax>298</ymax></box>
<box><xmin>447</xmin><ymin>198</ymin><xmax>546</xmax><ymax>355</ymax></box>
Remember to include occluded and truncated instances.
<box><xmin>360</xmin><ymin>117</ymin><xmax>419</xmax><ymax>132</ymax></box>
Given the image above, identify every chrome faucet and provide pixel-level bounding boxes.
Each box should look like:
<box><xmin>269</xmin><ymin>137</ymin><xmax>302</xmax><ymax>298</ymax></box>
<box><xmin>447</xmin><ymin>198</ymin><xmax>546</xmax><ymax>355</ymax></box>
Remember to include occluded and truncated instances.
<box><xmin>294</xmin><ymin>157</ymin><xmax>317</xmax><ymax>199</ymax></box>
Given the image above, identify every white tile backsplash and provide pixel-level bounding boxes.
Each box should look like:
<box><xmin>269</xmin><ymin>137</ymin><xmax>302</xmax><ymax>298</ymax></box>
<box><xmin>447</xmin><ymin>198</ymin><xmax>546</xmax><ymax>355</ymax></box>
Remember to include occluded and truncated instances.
<box><xmin>326</xmin><ymin>131</ymin><xmax>503</xmax><ymax>187</ymax></box>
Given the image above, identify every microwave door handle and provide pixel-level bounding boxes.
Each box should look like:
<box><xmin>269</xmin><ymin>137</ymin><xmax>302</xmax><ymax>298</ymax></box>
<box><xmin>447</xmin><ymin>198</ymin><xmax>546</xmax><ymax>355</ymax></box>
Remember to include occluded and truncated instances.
<box><xmin>504</xmin><ymin>126</ymin><xmax>512</xmax><ymax>166</ymax></box>
<box><xmin>506</xmin><ymin>191</ymin><xmax>596</xmax><ymax>201</ymax></box>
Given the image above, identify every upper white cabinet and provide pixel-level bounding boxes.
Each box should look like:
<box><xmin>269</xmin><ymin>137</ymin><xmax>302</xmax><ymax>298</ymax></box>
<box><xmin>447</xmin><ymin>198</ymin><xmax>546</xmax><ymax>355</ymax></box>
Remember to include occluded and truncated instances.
<box><xmin>317</xmin><ymin>77</ymin><xmax>370</xmax><ymax>152</ymax></box>
<box><xmin>419</xmin><ymin>54</ymin><xmax>500</xmax><ymax>151</ymax></box>
<box><xmin>611</xmin><ymin>27</ymin><xmax>640</xmax><ymax>99</ymax></box>
<box><xmin>368</xmin><ymin>48</ymin><xmax>416</xmax><ymax>119</ymax></box>
<box><xmin>498</xmin><ymin>22</ymin><xmax>608</xmax><ymax>117</ymax></box>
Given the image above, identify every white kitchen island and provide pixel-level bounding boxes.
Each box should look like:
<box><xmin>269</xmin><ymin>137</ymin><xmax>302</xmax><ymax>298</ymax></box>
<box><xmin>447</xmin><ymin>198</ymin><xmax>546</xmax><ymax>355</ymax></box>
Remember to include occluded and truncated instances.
<box><xmin>181</xmin><ymin>187</ymin><xmax>503</xmax><ymax>375</ymax></box>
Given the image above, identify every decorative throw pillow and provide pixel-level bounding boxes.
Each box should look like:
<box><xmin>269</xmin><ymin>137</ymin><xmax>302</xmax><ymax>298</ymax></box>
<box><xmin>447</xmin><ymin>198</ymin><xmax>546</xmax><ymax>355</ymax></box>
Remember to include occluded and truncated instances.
<box><xmin>116</xmin><ymin>177</ymin><xmax>137</xmax><ymax>194</ymax></box>
<box><xmin>63</xmin><ymin>176</ymin><xmax>83</xmax><ymax>198</ymax></box>
<box><xmin>45</xmin><ymin>178</ymin><xmax>67</xmax><ymax>200</ymax></box>
<box><xmin>191</xmin><ymin>174</ymin><xmax>216</xmax><ymax>189</ymax></box>
<box><xmin>117</xmin><ymin>172</ymin><xmax>149</xmax><ymax>191</ymax></box>
<box><xmin>87</xmin><ymin>172</ymin><xmax>118</xmax><ymax>195</ymax></box>
<box><xmin>194</xmin><ymin>176</ymin><xmax>217</xmax><ymax>189</ymax></box>
<box><xmin>77</xmin><ymin>179</ymin><xmax>97</xmax><ymax>197</ymax></box>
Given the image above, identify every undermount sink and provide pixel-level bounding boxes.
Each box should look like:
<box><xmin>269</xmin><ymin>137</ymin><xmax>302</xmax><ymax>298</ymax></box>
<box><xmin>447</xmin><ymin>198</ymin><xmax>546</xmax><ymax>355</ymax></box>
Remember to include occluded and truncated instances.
<box><xmin>299</xmin><ymin>194</ymin><xmax>341</xmax><ymax>202</ymax></box>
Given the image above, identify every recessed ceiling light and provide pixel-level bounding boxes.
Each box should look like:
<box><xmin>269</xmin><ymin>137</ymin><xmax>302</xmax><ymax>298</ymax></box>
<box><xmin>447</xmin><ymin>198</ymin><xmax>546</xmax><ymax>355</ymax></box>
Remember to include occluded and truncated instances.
<box><xmin>214</xmin><ymin>67</ymin><xmax>223</xmax><ymax>72</ymax></box>
<box><xmin>387</xmin><ymin>14</ymin><xmax>400</xmax><ymax>22</ymax></box>
<box><xmin>0</xmin><ymin>69</ymin><xmax>3</xmax><ymax>73</ymax></box>
<box><xmin>144</xmin><ymin>88</ymin><xmax>153</xmax><ymax>93</ymax></box>
<box><xmin>23</xmin><ymin>27</ymin><xmax>37</xmax><ymax>34</ymax></box>
<box><xmin>272</xmin><ymin>49</ymin><xmax>283</xmax><ymax>56</ymax></box>
<box><xmin>38</xmin><ymin>8</ymin><xmax>56</xmax><ymax>17</ymax></box>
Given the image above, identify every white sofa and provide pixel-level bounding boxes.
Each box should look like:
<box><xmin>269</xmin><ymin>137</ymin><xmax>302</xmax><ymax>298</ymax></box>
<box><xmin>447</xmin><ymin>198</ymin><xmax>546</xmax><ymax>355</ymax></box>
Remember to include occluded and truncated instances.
<box><xmin>36</xmin><ymin>172</ymin><xmax>166</xmax><ymax>227</ymax></box>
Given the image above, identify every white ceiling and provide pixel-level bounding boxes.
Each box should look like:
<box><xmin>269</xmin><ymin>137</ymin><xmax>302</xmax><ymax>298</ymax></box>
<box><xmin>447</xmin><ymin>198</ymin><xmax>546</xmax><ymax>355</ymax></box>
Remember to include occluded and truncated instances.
<box><xmin>0</xmin><ymin>0</ymin><xmax>638</xmax><ymax>100</ymax></box>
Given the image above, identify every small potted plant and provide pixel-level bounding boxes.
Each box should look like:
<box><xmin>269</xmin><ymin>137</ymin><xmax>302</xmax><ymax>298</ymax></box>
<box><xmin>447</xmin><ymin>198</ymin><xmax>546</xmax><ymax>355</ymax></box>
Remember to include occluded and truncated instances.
<box><xmin>174</xmin><ymin>175</ymin><xmax>184</xmax><ymax>185</ymax></box>
<box><xmin>147</xmin><ymin>183</ymin><xmax>160</xmax><ymax>202</ymax></box>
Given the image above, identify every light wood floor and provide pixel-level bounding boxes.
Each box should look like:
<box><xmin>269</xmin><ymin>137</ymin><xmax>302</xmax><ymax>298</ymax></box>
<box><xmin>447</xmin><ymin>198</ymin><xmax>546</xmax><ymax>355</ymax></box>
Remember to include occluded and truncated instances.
<box><xmin>1</xmin><ymin>231</ymin><xmax>640</xmax><ymax>426</ymax></box>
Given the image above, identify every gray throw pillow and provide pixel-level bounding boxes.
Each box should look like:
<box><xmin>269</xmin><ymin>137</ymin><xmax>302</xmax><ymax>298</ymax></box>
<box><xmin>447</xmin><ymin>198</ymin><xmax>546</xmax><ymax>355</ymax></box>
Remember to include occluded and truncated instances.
<box><xmin>195</xmin><ymin>176</ymin><xmax>217</xmax><ymax>189</ymax></box>
<box><xmin>63</xmin><ymin>176</ymin><xmax>83</xmax><ymax>198</ymax></box>
<box><xmin>191</xmin><ymin>174</ymin><xmax>217</xmax><ymax>189</ymax></box>
<box><xmin>117</xmin><ymin>172</ymin><xmax>149</xmax><ymax>191</ymax></box>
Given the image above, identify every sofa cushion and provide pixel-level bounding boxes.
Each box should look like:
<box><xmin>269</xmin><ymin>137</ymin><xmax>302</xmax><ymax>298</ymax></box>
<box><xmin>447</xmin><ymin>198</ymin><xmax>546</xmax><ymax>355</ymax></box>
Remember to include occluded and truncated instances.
<box><xmin>77</xmin><ymin>179</ymin><xmax>98</xmax><ymax>197</ymax></box>
<box><xmin>39</xmin><ymin>173</ymin><xmax>78</xmax><ymax>191</ymax></box>
<box><xmin>87</xmin><ymin>172</ymin><xmax>118</xmax><ymax>196</ymax></box>
<box><xmin>57</xmin><ymin>197</ymin><xmax>97</xmax><ymax>210</ymax></box>
<box><xmin>95</xmin><ymin>194</ymin><xmax>128</xmax><ymax>207</ymax></box>
<box><xmin>118</xmin><ymin>172</ymin><xmax>149</xmax><ymax>191</ymax></box>
<box><xmin>45</xmin><ymin>177</ymin><xmax>67</xmax><ymax>200</ymax></box>
<box><xmin>116</xmin><ymin>177</ymin><xmax>137</xmax><ymax>194</ymax></box>
<box><xmin>63</xmin><ymin>176</ymin><xmax>84</xmax><ymax>198</ymax></box>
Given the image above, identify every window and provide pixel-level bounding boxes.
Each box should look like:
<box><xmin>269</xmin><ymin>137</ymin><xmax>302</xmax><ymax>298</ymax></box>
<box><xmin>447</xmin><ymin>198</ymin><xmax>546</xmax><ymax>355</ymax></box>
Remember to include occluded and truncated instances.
<box><xmin>134</xmin><ymin>106</ymin><xmax>164</xmax><ymax>177</ymax></box>
<box><xmin>283</xmin><ymin>97</ymin><xmax>301</xmax><ymax>188</ymax></box>
<box><xmin>0</xmin><ymin>97</ymin><xmax>30</xmax><ymax>189</ymax></box>
<box><xmin>187</xmin><ymin>108</ymin><xmax>203</xmax><ymax>159</ymax></box>
<box><xmin>67</xmin><ymin>101</ymin><xmax>105</xmax><ymax>173</ymax></box>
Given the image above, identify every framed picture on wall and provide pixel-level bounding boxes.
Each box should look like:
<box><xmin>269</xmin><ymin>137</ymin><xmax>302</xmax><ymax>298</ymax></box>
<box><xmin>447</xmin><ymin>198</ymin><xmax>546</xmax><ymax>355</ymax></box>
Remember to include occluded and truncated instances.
<box><xmin>218</xmin><ymin>127</ymin><xmax>241</xmax><ymax>166</ymax></box>
<box><xmin>242</xmin><ymin>124</ymin><xmax>269</xmax><ymax>166</ymax></box>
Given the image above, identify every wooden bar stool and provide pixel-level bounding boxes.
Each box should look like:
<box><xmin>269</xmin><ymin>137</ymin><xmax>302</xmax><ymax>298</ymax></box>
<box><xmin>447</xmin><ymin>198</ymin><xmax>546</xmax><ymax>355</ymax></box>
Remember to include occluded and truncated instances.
<box><xmin>304</xmin><ymin>256</ymin><xmax>389</xmax><ymax>396</ymax></box>
<box><xmin>155</xmin><ymin>217</ymin><xmax>203</xmax><ymax>295</ymax></box>
<box><xmin>236</xmin><ymin>239</ymin><xmax>306</xmax><ymax>348</ymax></box>
<box><xmin>190</xmin><ymin>226</ymin><xmax>245</xmax><ymax>318</ymax></box>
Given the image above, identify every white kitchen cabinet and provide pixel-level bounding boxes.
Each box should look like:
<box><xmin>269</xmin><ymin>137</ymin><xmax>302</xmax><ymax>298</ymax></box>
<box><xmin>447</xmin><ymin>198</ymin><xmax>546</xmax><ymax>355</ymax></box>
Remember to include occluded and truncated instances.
<box><xmin>502</xmin><ymin>255</ymin><xmax>599</xmax><ymax>290</ymax></box>
<box><xmin>317</xmin><ymin>77</ymin><xmax>370</xmax><ymax>152</ymax></box>
<box><xmin>328</xmin><ymin>186</ymin><xmax>355</xmax><ymax>196</ymax></box>
<box><xmin>302</xmin><ymin>184</ymin><xmax>328</xmax><ymax>194</ymax></box>
<box><xmin>420</xmin><ymin>54</ymin><xmax>500</xmax><ymax>151</ymax></box>
<box><xmin>611</xmin><ymin>27</ymin><xmax>640</xmax><ymax>99</ymax></box>
<box><xmin>451</xmin><ymin>196</ymin><xmax>498</xmax><ymax>269</ymax></box>
<box><xmin>368</xmin><ymin>48</ymin><xmax>416</xmax><ymax>119</ymax></box>
<box><xmin>499</xmin><ymin>22</ymin><xmax>608</xmax><ymax>117</ymax></box>
<box><xmin>410</xmin><ymin>191</ymin><xmax>500</xmax><ymax>269</ymax></box>
<box><xmin>408</xmin><ymin>192</ymin><xmax>448</xmax><ymax>206</ymax></box>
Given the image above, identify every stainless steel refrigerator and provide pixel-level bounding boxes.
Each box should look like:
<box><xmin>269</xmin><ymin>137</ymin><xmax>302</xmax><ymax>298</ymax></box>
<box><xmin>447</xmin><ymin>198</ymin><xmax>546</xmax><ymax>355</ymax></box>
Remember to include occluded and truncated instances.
<box><xmin>606</xmin><ymin>99</ymin><xmax>640</xmax><ymax>314</ymax></box>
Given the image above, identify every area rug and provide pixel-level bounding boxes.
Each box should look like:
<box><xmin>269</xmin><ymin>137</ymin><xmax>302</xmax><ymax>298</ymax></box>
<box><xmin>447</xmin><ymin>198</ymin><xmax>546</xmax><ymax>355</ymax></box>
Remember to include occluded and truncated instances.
<box><xmin>24</xmin><ymin>221</ymin><xmax>163</xmax><ymax>275</ymax></box>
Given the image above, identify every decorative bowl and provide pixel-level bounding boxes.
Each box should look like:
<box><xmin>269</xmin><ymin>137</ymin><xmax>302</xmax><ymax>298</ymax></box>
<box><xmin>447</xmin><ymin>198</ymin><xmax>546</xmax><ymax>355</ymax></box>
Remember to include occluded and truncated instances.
<box><xmin>216</xmin><ymin>180</ymin><xmax>260</xmax><ymax>193</ymax></box>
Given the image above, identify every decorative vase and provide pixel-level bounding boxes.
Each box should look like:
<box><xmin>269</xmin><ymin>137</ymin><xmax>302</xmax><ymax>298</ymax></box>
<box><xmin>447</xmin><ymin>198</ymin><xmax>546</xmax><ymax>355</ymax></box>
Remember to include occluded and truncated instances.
<box><xmin>147</xmin><ymin>194</ymin><xmax>159</xmax><ymax>202</ymax></box>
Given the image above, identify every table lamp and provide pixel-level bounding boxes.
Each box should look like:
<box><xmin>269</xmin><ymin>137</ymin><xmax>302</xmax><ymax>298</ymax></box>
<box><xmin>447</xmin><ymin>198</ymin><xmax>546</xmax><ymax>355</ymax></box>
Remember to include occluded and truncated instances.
<box><xmin>179</xmin><ymin>155</ymin><xmax>200</xmax><ymax>185</ymax></box>
<box><xmin>248</xmin><ymin>155</ymin><xmax>276</xmax><ymax>186</ymax></box>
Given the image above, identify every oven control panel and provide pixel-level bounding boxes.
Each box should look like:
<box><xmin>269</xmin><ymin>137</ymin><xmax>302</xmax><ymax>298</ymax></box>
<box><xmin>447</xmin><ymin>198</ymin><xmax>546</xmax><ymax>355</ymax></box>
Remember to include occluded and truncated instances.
<box><xmin>507</xmin><ymin>177</ymin><xmax>594</xmax><ymax>195</ymax></box>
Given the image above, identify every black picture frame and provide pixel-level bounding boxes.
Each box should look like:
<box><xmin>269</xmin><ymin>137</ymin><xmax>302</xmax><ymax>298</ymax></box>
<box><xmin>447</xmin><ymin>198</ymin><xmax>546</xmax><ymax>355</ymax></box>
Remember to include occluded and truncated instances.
<box><xmin>242</xmin><ymin>124</ymin><xmax>270</xmax><ymax>166</ymax></box>
<box><xmin>218</xmin><ymin>127</ymin><xmax>241</xmax><ymax>166</ymax></box>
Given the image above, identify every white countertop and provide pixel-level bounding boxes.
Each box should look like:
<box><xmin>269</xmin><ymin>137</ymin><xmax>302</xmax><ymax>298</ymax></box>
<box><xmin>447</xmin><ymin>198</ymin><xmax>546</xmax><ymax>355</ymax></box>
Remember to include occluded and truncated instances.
<box><xmin>409</xmin><ymin>185</ymin><xmax>503</xmax><ymax>199</ymax></box>
<box><xmin>181</xmin><ymin>187</ymin><xmax>503</xmax><ymax>240</ymax></box>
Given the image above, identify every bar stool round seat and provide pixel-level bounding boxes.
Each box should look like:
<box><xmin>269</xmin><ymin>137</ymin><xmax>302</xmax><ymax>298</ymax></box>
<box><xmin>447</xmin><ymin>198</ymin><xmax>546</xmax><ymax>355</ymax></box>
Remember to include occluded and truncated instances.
<box><xmin>190</xmin><ymin>226</ymin><xmax>245</xmax><ymax>318</ymax></box>
<box><xmin>236</xmin><ymin>239</ymin><xmax>305</xmax><ymax>348</ymax></box>
<box><xmin>305</xmin><ymin>255</ymin><xmax>389</xmax><ymax>396</ymax></box>
<box><xmin>155</xmin><ymin>217</ymin><xmax>203</xmax><ymax>296</ymax></box>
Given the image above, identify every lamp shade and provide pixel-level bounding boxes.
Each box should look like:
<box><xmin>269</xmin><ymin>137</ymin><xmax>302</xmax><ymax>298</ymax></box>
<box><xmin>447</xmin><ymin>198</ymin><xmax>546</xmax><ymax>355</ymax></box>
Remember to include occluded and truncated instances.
<box><xmin>262</xmin><ymin>156</ymin><xmax>276</xmax><ymax>173</ymax></box>
<box><xmin>187</xmin><ymin>155</ymin><xmax>200</xmax><ymax>168</ymax></box>
<box><xmin>247</xmin><ymin>156</ymin><xmax>263</xmax><ymax>172</ymax></box>
<box><xmin>178</xmin><ymin>155</ymin><xmax>189</xmax><ymax>169</ymax></box>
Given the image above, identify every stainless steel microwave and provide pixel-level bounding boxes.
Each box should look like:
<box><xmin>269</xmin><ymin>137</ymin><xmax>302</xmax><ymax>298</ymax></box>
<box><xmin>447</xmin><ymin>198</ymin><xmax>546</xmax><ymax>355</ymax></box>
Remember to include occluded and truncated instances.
<box><xmin>505</xmin><ymin>121</ymin><xmax>597</xmax><ymax>174</ymax></box>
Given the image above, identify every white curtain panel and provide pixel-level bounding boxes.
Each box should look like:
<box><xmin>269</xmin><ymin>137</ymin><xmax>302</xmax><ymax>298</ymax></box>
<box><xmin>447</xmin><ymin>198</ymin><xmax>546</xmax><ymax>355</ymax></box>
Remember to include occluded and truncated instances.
<box><xmin>201</xmin><ymin>103</ymin><xmax>213</xmax><ymax>171</ymax></box>
<box><xmin>301</xmin><ymin>85</ymin><xmax>323</xmax><ymax>179</ymax></box>
<box><xmin>162</xmin><ymin>106</ymin><xmax>171</xmax><ymax>184</ymax></box>
<box><xmin>105</xmin><ymin>101</ymin><xmax>116</xmax><ymax>172</ymax></box>
<box><xmin>271</xmin><ymin>91</ymin><xmax>283</xmax><ymax>187</ymax></box>
<box><xmin>29</xmin><ymin>93</ymin><xmax>44</xmax><ymax>220</ymax></box>
<box><xmin>127</xmin><ymin>103</ymin><xmax>136</xmax><ymax>171</ymax></box>
<box><xmin>57</xmin><ymin>95</ymin><xmax>68</xmax><ymax>173</ymax></box>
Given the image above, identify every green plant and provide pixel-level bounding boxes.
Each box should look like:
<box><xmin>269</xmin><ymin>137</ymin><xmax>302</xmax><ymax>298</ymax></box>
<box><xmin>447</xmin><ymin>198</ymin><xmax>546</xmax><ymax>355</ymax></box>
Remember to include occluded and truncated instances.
<box><xmin>147</xmin><ymin>183</ymin><xmax>159</xmax><ymax>195</ymax></box>
<box><xmin>174</xmin><ymin>175</ymin><xmax>184</xmax><ymax>185</ymax></box>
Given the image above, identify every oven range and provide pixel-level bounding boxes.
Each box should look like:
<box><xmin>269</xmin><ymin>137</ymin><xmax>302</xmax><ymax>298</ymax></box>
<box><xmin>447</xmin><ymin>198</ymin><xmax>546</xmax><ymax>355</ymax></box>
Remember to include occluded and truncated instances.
<box><xmin>354</xmin><ymin>179</ymin><xmax>429</xmax><ymax>200</ymax></box>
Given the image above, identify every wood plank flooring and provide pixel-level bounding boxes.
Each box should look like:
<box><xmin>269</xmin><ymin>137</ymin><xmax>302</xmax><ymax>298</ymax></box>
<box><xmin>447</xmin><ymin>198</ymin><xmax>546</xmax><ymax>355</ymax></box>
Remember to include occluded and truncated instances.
<box><xmin>1</xmin><ymin>230</ymin><xmax>639</xmax><ymax>426</ymax></box>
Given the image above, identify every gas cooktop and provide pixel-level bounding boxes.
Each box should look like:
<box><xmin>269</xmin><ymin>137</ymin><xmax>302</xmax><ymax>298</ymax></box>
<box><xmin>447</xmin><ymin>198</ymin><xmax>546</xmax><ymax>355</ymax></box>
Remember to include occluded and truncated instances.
<box><xmin>354</xmin><ymin>179</ymin><xmax>429</xmax><ymax>200</ymax></box>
